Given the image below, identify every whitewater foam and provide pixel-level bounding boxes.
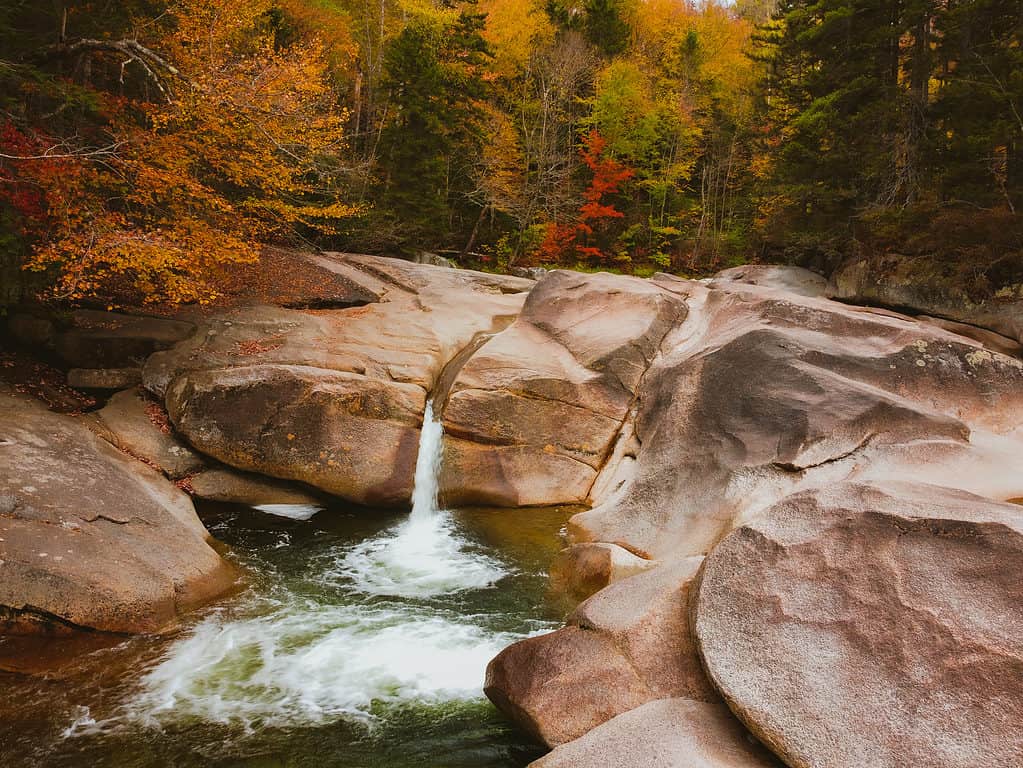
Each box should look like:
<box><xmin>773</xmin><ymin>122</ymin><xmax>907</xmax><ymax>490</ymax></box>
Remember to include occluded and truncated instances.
<box><xmin>335</xmin><ymin>402</ymin><xmax>506</xmax><ymax>597</ymax></box>
<box><xmin>112</xmin><ymin>400</ymin><xmax>524</xmax><ymax>733</ymax></box>
<box><xmin>126</xmin><ymin>600</ymin><xmax>520</xmax><ymax>729</ymax></box>
<box><xmin>335</xmin><ymin>514</ymin><xmax>506</xmax><ymax>598</ymax></box>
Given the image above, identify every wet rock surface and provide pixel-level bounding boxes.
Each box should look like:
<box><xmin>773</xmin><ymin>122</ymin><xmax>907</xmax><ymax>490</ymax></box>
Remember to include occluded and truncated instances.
<box><xmin>186</xmin><ymin>467</ymin><xmax>326</xmax><ymax>506</ymax></box>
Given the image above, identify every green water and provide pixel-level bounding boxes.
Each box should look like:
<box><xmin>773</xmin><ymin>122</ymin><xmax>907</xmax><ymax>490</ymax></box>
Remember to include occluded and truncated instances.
<box><xmin>0</xmin><ymin>502</ymin><xmax>575</xmax><ymax>767</ymax></box>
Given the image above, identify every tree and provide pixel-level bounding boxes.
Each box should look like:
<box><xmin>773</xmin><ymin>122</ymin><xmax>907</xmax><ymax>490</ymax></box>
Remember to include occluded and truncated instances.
<box><xmin>2</xmin><ymin>0</ymin><xmax>356</xmax><ymax>304</ymax></box>
<box><xmin>375</xmin><ymin>3</ymin><xmax>492</xmax><ymax>247</ymax></box>
<box><xmin>539</xmin><ymin>129</ymin><xmax>633</xmax><ymax>263</ymax></box>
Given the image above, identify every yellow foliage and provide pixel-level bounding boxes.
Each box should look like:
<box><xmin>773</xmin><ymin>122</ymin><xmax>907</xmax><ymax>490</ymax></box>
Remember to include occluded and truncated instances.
<box><xmin>480</xmin><ymin>0</ymin><xmax>554</xmax><ymax>79</ymax></box>
<box><xmin>25</xmin><ymin>0</ymin><xmax>357</xmax><ymax>305</ymax></box>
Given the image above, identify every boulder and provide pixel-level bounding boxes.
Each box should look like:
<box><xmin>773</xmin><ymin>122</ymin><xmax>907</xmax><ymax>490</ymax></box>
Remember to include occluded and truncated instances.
<box><xmin>187</xmin><ymin>467</ymin><xmax>325</xmax><ymax>506</ymax></box>
<box><xmin>66</xmin><ymin>367</ymin><xmax>143</xmax><ymax>391</ymax></box>
<box><xmin>710</xmin><ymin>264</ymin><xmax>828</xmax><ymax>298</ymax></box>
<box><xmin>548</xmin><ymin>542</ymin><xmax>652</xmax><ymax>603</ymax></box>
<box><xmin>569</xmin><ymin>277</ymin><xmax>1023</xmax><ymax>560</ymax></box>
<box><xmin>54</xmin><ymin>310</ymin><xmax>195</xmax><ymax>369</ymax></box>
<box><xmin>530</xmin><ymin>698</ymin><xmax>783</xmax><ymax>768</ymax></box>
<box><xmin>441</xmin><ymin>270</ymin><xmax>687</xmax><ymax>506</ymax></box>
<box><xmin>486</xmin><ymin>557</ymin><xmax>714</xmax><ymax>747</ymax></box>
<box><xmin>830</xmin><ymin>253</ymin><xmax>1023</xmax><ymax>344</ymax></box>
<box><xmin>144</xmin><ymin>254</ymin><xmax>529</xmax><ymax>505</ymax></box>
<box><xmin>492</xmin><ymin>274</ymin><xmax>1023</xmax><ymax>758</ymax></box>
<box><xmin>87</xmin><ymin>388</ymin><xmax>205</xmax><ymax>479</ymax></box>
<box><xmin>692</xmin><ymin>481</ymin><xmax>1023</xmax><ymax>768</ymax></box>
<box><xmin>166</xmin><ymin>365</ymin><xmax>424</xmax><ymax>506</ymax></box>
<box><xmin>0</xmin><ymin>385</ymin><xmax>234</xmax><ymax>634</ymax></box>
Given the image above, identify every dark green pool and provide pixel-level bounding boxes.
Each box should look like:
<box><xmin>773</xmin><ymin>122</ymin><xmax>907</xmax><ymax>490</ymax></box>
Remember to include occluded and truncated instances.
<box><xmin>0</xmin><ymin>502</ymin><xmax>575</xmax><ymax>768</ymax></box>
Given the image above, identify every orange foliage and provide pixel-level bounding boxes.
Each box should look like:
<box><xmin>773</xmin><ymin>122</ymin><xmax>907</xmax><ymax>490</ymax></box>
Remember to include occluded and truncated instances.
<box><xmin>11</xmin><ymin>0</ymin><xmax>356</xmax><ymax>305</ymax></box>
<box><xmin>539</xmin><ymin>130</ymin><xmax>633</xmax><ymax>264</ymax></box>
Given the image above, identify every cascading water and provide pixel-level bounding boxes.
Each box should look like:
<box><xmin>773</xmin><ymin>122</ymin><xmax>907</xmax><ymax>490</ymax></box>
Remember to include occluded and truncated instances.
<box><xmin>79</xmin><ymin>399</ymin><xmax>532</xmax><ymax>739</ymax></box>
<box><xmin>337</xmin><ymin>401</ymin><xmax>506</xmax><ymax>598</ymax></box>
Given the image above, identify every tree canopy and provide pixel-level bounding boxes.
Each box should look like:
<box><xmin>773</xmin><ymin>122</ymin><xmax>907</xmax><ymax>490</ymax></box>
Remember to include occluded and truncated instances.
<box><xmin>1</xmin><ymin>0</ymin><xmax>1018</xmax><ymax>304</ymax></box>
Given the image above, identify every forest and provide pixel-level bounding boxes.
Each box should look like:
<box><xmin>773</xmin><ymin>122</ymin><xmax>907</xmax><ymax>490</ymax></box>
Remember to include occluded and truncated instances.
<box><xmin>0</xmin><ymin>0</ymin><xmax>1020</xmax><ymax>305</ymax></box>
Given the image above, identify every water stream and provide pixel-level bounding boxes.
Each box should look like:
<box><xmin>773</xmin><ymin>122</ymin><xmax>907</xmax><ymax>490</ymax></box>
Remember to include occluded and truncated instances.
<box><xmin>0</xmin><ymin>405</ymin><xmax>574</xmax><ymax>767</ymax></box>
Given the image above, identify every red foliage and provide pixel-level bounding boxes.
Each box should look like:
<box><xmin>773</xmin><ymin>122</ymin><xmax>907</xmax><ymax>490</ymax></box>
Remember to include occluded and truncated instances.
<box><xmin>0</xmin><ymin>122</ymin><xmax>52</xmax><ymax>235</ymax></box>
<box><xmin>537</xmin><ymin>130</ymin><xmax>633</xmax><ymax>264</ymax></box>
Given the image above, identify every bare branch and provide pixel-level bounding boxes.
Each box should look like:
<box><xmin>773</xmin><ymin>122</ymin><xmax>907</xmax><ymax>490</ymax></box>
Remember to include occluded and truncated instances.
<box><xmin>36</xmin><ymin>38</ymin><xmax>194</xmax><ymax>103</ymax></box>
<box><xmin>0</xmin><ymin>141</ymin><xmax>127</xmax><ymax>161</ymax></box>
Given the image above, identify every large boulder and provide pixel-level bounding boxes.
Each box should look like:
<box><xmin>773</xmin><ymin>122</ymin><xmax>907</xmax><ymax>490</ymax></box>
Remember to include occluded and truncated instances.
<box><xmin>440</xmin><ymin>270</ymin><xmax>687</xmax><ymax>506</ymax></box>
<box><xmin>485</xmin><ymin>557</ymin><xmax>713</xmax><ymax>746</ymax></box>
<box><xmin>488</xmin><ymin>274</ymin><xmax>1023</xmax><ymax>761</ymax></box>
<box><xmin>166</xmin><ymin>364</ymin><xmax>425</xmax><ymax>505</ymax></box>
<box><xmin>568</xmin><ymin>276</ymin><xmax>1023</xmax><ymax>559</ymax></box>
<box><xmin>144</xmin><ymin>254</ymin><xmax>530</xmax><ymax>506</ymax></box>
<box><xmin>831</xmin><ymin>252</ymin><xmax>1023</xmax><ymax>344</ymax></box>
<box><xmin>0</xmin><ymin>386</ymin><xmax>234</xmax><ymax>635</ymax></box>
<box><xmin>692</xmin><ymin>482</ymin><xmax>1023</xmax><ymax>768</ymax></box>
<box><xmin>530</xmin><ymin>698</ymin><xmax>783</xmax><ymax>768</ymax></box>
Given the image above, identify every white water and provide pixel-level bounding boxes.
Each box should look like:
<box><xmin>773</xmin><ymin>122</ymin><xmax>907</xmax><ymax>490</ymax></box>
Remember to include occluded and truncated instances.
<box><xmin>127</xmin><ymin>600</ymin><xmax>522</xmax><ymax>729</ymax></box>
<box><xmin>253</xmin><ymin>503</ymin><xmax>323</xmax><ymax>521</ymax></box>
<box><xmin>113</xmin><ymin>401</ymin><xmax>518</xmax><ymax>731</ymax></box>
<box><xmin>335</xmin><ymin>402</ymin><xmax>506</xmax><ymax>598</ymax></box>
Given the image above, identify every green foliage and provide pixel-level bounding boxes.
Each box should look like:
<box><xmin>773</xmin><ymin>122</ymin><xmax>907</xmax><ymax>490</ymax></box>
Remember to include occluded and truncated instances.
<box><xmin>376</xmin><ymin>4</ymin><xmax>492</xmax><ymax>248</ymax></box>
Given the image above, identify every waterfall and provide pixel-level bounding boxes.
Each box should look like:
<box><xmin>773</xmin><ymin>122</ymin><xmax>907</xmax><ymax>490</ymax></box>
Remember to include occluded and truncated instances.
<box><xmin>409</xmin><ymin>401</ymin><xmax>444</xmax><ymax>521</ymax></box>
<box><xmin>110</xmin><ymin>396</ymin><xmax>524</xmax><ymax>734</ymax></box>
<box><xmin>334</xmin><ymin>398</ymin><xmax>505</xmax><ymax>598</ymax></box>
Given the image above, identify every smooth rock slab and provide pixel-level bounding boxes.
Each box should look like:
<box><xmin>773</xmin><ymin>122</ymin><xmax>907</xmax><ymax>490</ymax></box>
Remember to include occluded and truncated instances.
<box><xmin>0</xmin><ymin>385</ymin><xmax>234</xmax><ymax>634</ymax></box>
<box><xmin>187</xmin><ymin>467</ymin><xmax>325</xmax><ymax>507</ymax></box>
<box><xmin>710</xmin><ymin>264</ymin><xmax>828</xmax><ymax>298</ymax></box>
<box><xmin>88</xmin><ymin>388</ymin><xmax>205</xmax><ymax>479</ymax></box>
<box><xmin>692</xmin><ymin>481</ymin><xmax>1023</xmax><ymax>768</ymax></box>
<box><xmin>530</xmin><ymin>698</ymin><xmax>783</xmax><ymax>768</ymax></box>
<box><xmin>442</xmin><ymin>270</ymin><xmax>687</xmax><ymax>506</ymax></box>
<box><xmin>486</xmin><ymin>557</ymin><xmax>714</xmax><ymax>747</ymax></box>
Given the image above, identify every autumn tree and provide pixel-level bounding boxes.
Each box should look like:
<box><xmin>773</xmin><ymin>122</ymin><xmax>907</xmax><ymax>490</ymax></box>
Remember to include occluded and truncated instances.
<box><xmin>539</xmin><ymin>129</ymin><xmax>633</xmax><ymax>263</ymax></box>
<box><xmin>1</xmin><ymin>0</ymin><xmax>355</xmax><ymax>304</ymax></box>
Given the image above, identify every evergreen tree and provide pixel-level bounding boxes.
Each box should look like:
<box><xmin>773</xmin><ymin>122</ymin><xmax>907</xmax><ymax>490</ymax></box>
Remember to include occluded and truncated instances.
<box><xmin>377</xmin><ymin>4</ymin><xmax>492</xmax><ymax>246</ymax></box>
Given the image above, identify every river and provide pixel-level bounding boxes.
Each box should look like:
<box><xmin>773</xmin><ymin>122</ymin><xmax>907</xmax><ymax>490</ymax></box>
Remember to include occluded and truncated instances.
<box><xmin>0</xmin><ymin>405</ymin><xmax>573</xmax><ymax>767</ymax></box>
